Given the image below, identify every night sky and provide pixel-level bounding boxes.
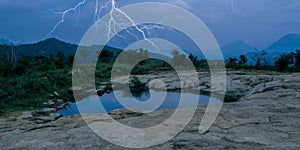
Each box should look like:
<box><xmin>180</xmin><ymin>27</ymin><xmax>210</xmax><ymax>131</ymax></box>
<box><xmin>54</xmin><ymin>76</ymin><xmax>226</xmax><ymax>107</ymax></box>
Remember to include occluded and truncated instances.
<box><xmin>1</xmin><ymin>0</ymin><xmax>300</xmax><ymax>47</ymax></box>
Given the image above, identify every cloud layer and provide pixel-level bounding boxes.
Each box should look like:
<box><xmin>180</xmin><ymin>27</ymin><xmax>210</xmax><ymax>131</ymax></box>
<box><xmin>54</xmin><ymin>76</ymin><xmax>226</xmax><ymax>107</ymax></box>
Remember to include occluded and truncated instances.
<box><xmin>0</xmin><ymin>0</ymin><xmax>299</xmax><ymax>47</ymax></box>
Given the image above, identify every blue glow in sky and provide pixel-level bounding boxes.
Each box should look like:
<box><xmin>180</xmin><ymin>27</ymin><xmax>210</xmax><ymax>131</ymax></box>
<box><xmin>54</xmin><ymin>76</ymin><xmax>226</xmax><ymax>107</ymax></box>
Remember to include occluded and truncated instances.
<box><xmin>0</xmin><ymin>0</ymin><xmax>300</xmax><ymax>47</ymax></box>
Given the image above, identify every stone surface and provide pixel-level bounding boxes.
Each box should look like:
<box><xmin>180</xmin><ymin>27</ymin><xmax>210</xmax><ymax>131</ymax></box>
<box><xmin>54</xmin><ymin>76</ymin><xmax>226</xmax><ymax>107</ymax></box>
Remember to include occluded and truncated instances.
<box><xmin>0</xmin><ymin>71</ymin><xmax>300</xmax><ymax>149</ymax></box>
<box><xmin>8</xmin><ymin>116</ymin><xmax>17</xmax><ymax>122</ymax></box>
<box><xmin>108</xmin><ymin>108</ymin><xmax>143</xmax><ymax>119</ymax></box>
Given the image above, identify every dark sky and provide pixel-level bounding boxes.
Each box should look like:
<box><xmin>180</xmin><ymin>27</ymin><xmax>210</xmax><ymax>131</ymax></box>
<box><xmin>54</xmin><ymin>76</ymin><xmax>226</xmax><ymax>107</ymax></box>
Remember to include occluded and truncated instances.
<box><xmin>1</xmin><ymin>0</ymin><xmax>300</xmax><ymax>47</ymax></box>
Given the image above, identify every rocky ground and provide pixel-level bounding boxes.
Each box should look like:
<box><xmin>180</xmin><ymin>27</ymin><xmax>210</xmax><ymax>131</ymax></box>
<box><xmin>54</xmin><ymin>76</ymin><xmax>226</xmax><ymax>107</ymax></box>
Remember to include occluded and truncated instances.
<box><xmin>1</xmin><ymin>71</ymin><xmax>300</xmax><ymax>149</ymax></box>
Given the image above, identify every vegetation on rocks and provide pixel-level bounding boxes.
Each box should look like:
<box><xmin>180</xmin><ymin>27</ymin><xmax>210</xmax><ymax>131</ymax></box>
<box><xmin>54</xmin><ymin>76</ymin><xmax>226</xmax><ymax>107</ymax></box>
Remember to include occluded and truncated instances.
<box><xmin>2</xmin><ymin>42</ymin><xmax>300</xmax><ymax>114</ymax></box>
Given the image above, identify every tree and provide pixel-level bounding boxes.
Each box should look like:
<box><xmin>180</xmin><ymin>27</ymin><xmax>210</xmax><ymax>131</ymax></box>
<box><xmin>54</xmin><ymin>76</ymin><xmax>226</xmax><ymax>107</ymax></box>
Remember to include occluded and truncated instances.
<box><xmin>275</xmin><ymin>53</ymin><xmax>294</xmax><ymax>72</ymax></box>
<box><xmin>68</xmin><ymin>54</ymin><xmax>75</xmax><ymax>66</ymax></box>
<box><xmin>250</xmin><ymin>48</ymin><xmax>266</xmax><ymax>69</ymax></box>
<box><xmin>188</xmin><ymin>53</ymin><xmax>198</xmax><ymax>65</ymax></box>
<box><xmin>188</xmin><ymin>53</ymin><xmax>203</xmax><ymax>68</ymax></box>
<box><xmin>55</xmin><ymin>51</ymin><xmax>65</xmax><ymax>69</ymax></box>
<box><xmin>294</xmin><ymin>50</ymin><xmax>300</xmax><ymax>68</ymax></box>
<box><xmin>226</xmin><ymin>57</ymin><xmax>238</xmax><ymax>68</ymax></box>
<box><xmin>116</xmin><ymin>49</ymin><xmax>149</xmax><ymax>65</ymax></box>
<box><xmin>239</xmin><ymin>55</ymin><xmax>248</xmax><ymax>65</ymax></box>
<box><xmin>0</xmin><ymin>60</ymin><xmax>10</xmax><ymax>76</ymax></box>
<box><xmin>0</xmin><ymin>40</ymin><xmax>18</xmax><ymax>72</ymax></box>
<box><xmin>97</xmin><ymin>49</ymin><xmax>113</xmax><ymax>63</ymax></box>
<box><xmin>171</xmin><ymin>50</ymin><xmax>188</xmax><ymax>67</ymax></box>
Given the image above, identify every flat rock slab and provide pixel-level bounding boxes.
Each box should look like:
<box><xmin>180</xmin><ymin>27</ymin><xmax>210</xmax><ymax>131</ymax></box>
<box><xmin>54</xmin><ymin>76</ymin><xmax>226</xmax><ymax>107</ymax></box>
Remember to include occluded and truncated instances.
<box><xmin>1</xmin><ymin>72</ymin><xmax>300</xmax><ymax>149</ymax></box>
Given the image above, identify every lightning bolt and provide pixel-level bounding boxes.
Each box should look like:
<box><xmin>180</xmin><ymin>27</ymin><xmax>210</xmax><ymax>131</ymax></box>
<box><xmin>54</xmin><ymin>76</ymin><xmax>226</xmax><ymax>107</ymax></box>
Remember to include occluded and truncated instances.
<box><xmin>46</xmin><ymin>0</ymin><xmax>160</xmax><ymax>51</ymax></box>
<box><xmin>46</xmin><ymin>0</ymin><xmax>87</xmax><ymax>36</ymax></box>
<box><xmin>107</xmin><ymin>0</ymin><xmax>159</xmax><ymax>50</ymax></box>
<box><xmin>225</xmin><ymin>0</ymin><xmax>235</xmax><ymax>19</ymax></box>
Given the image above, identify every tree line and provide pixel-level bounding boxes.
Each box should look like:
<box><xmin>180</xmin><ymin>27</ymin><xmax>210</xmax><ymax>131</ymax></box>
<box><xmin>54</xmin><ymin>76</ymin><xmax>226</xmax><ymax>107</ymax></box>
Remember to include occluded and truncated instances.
<box><xmin>1</xmin><ymin>45</ymin><xmax>300</xmax><ymax>114</ymax></box>
<box><xmin>226</xmin><ymin>49</ymin><xmax>300</xmax><ymax>72</ymax></box>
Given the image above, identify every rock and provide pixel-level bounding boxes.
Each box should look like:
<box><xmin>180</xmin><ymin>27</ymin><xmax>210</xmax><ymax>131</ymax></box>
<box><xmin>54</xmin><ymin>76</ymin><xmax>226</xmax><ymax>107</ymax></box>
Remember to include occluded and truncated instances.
<box><xmin>19</xmin><ymin>125</ymin><xmax>27</xmax><ymax>130</ymax></box>
<box><xmin>85</xmin><ymin>89</ymin><xmax>97</xmax><ymax>94</ymax></box>
<box><xmin>56</xmin><ymin>103</ymin><xmax>68</xmax><ymax>109</ymax></box>
<box><xmin>57</xmin><ymin>99</ymin><xmax>64</xmax><ymax>103</ymax></box>
<box><xmin>148</xmin><ymin>79</ymin><xmax>167</xmax><ymax>90</ymax></box>
<box><xmin>8</xmin><ymin>117</ymin><xmax>17</xmax><ymax>121</ymax></box>
<box><xmin>1</xmin><ymin>71</ymin><xmax>300</xmax><ymax>149</ymax></box>
<box><xmin>32</xmin><ymin>107</ymin><xmax>56</xmax><ymax>117</ymax></box>
<box><xmin>34</xmin><ymin>116</ymin><xmax>52</xmax><ymax>124</ymax></box>
<box><xmin>44</xmin><ymin>100</ymin><xmax>55</xmax><ymax>106</ymax></box>
<box><xmin>49</xmin><ymin>113</ymin><xmax>62</xmax><ymax>121</ymax></box>
<box><xmin>264</xmin><ymin>82</ymin><xmax>284</xmax><ymax>88</ymax></box>
<box><xmin>99</xmin><ymin>82</ymin><xmax>110</xmax><ymax>86</ymax></box>
<box><xmin>49</xmin><ymin>94</ymin><xmax>55</xmax><ymax>98</ymax></box>
<box><xmin>97</xmin><ymin>89</ymin><xmax>105</xmax><ymax>96</ymax></box>
<box><xmin>98</xmin><ymin>85</ymin><xmax>106</xmax><ymax>90</ymax></box>
<box><xmin>42</xmin><ymin>108</ymin><xmax>56</xmax><ymax>114</ymax></box>
<box><xmin>53</xmin><ymin>92</ymin><xmax>60</xmax><ymax>96</ymax></box>
<box><xmin>22</xmin><ymin>114</ymin><xmax>33</xmax><ymax>120</ymax></box>
<box><xmin>108</xmin><ymin>108</ymin><xmax>143</xmax><ymax>119</ymax></box>
<box><xmin>68</xmin><ymin>87</ymin><xmax>83</xmax><ymax>94</ymax></box>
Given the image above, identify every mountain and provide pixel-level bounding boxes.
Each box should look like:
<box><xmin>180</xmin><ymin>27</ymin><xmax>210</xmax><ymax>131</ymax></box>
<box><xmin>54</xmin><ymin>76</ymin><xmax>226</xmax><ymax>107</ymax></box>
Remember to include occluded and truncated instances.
<box><xmin>221</xmin><ymin>40</ymin><xmax>254</xmax><ymax>58</ymax></box>
<box><xmin>244</xmin><ymin>34</ymin><xmax>300</xmax><ymax>65</ymax></box>
<box><xmin>0</xmin><ymin>38</ymin><xmax>121</xmax><ymax>57</ymax></box>
<box><xmin>16</xmin><ymin>38</ymin><xmax>78</xmax><ymax>57</ymax></box>
<box><xmin>266</xmin><ymin>34</ymin><xmax>300</xmax><ymax>53</ymax></box>
<box><xmin>0</xmin><ymin>38</ymin><xmax>27</xmax><ymax>45</ymax></box>
<box><xmin>0</xmin><ymin>38</ymin><xmax>12</xmax><ymax>45</ymax></box>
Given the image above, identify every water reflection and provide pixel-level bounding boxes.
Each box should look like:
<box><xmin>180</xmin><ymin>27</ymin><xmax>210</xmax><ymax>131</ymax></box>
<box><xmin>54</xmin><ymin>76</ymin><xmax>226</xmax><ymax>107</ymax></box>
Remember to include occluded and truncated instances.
<box><xmin>58</xmin><ymin>90</ymin><xmax>220</xmax><ymax>116</ymax></box>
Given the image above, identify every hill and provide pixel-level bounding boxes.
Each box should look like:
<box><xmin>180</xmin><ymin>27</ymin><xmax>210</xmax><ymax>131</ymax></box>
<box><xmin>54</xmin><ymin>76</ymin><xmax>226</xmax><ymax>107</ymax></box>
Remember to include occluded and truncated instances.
<box><xmin>221</xmin><ymin>40</ymin><xmax>254</xmax><ymax>58</ymax></box>
<box><xmin>0</xmin><ymin>38</ymin><xmax>122</xmax><ymax>58</ymax></box>
<box><xmin>0</xmin><ymin>38</ymin><xmax>12</xmax><ymax>45</ymax></box>
<box><xmin>266</xmin><ymin>34</ymin><xmax>300</xmax><ymax>53</ymax></box>
<box><xmin>16</xmin><ymin>38</ymin><xmax>78</xmax><ymax>57</ymax></box>
<box><xmin>243</xmin><ymin>33</ymin><xmax>300</xmax><ymax>65</ymax></box>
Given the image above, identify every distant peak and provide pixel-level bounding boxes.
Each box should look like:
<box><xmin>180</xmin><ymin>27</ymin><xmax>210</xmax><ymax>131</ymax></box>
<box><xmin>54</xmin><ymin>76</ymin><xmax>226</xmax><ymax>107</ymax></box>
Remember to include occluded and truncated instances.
<box><xmin>266</xmin><ymin>33</ymin><xmax>300</xmax><ymax>52</ymax></box>
<box><xmin>284</xmin><ymin>33</ymin><xmax>300</xmax><ymax>37</ymax></box>
<box><xmin>0</xmin><ymin>38</ymin><xmax>12</xmax><ymax>45</ymax></box>
<box><xmin>277</xmin><ymin>33</ymin><xmax>300</xmax><ymax>41</ymax></box>
<box><xmin>44</xmin><ymin>37</ymin><xmax>63</xmax><ymax>42</ymax></box>
<box><xmin>36</xmin><ymin>38</ymin><xmax>67</xmax><ymax>45</ymax></box>
<box><xmin>273</xmin><ymin>33</ymin><xmax>300</xmax><ymax>43</ymax></box>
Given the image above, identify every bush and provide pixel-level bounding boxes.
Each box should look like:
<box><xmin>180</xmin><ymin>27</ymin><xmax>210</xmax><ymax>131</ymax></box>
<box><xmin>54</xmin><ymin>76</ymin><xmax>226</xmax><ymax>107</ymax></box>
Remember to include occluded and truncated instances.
<box><xmin>130</xmin><ymin>76</ymin><xmax>146</xmax><ymax>91</ymax></box>
<box><xmin>0</xmin><ymin>55</ymin><xmax>72</xmax><ymax>114</ymax></box>
<box><xmin>224</xmin><ymin>95</ymin><xmax>239</xmax><ymax>103</ymax></box>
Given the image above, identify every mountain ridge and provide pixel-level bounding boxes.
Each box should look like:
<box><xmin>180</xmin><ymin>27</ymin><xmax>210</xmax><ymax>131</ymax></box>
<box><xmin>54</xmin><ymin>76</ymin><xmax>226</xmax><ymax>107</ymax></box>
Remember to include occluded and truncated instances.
<box><xmin>0</xmin><ymin>37</ymin><xmax>122</xmax><ymax>57</ymax></box>
<box><xmin>1</xmin><ymin>33</ymin><xmax>300</xmax><ymax>63</ymax></box>
<box><xmin>265</xmin><ymin>33</ymin><xmax>300</xmax><ymax>52</ymax></box>
<box><xmin>243</xmin><ymin>33</ymin><xmax>300</xmax><ymax>65</ymax></box>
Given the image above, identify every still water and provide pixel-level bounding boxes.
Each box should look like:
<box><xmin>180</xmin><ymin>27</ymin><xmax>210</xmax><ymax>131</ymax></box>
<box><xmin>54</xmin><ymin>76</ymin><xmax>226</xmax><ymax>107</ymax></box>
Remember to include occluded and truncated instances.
<box><xmin>58</xmin><ymin>90</ymin><xmax>221</xmax><ymax>116</ymax></box>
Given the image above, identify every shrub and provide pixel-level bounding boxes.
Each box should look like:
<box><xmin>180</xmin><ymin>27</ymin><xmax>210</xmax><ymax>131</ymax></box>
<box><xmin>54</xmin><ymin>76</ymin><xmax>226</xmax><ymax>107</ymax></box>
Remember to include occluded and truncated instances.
<box><xmin>130</xmin><ymin>76</ymin><xmax>146</xmax><ymax>91</ymax></box>
<box><xmin>224</xmin><ymin>95</ymin><xmax>239</xmax><ymax>103</ymax></box>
